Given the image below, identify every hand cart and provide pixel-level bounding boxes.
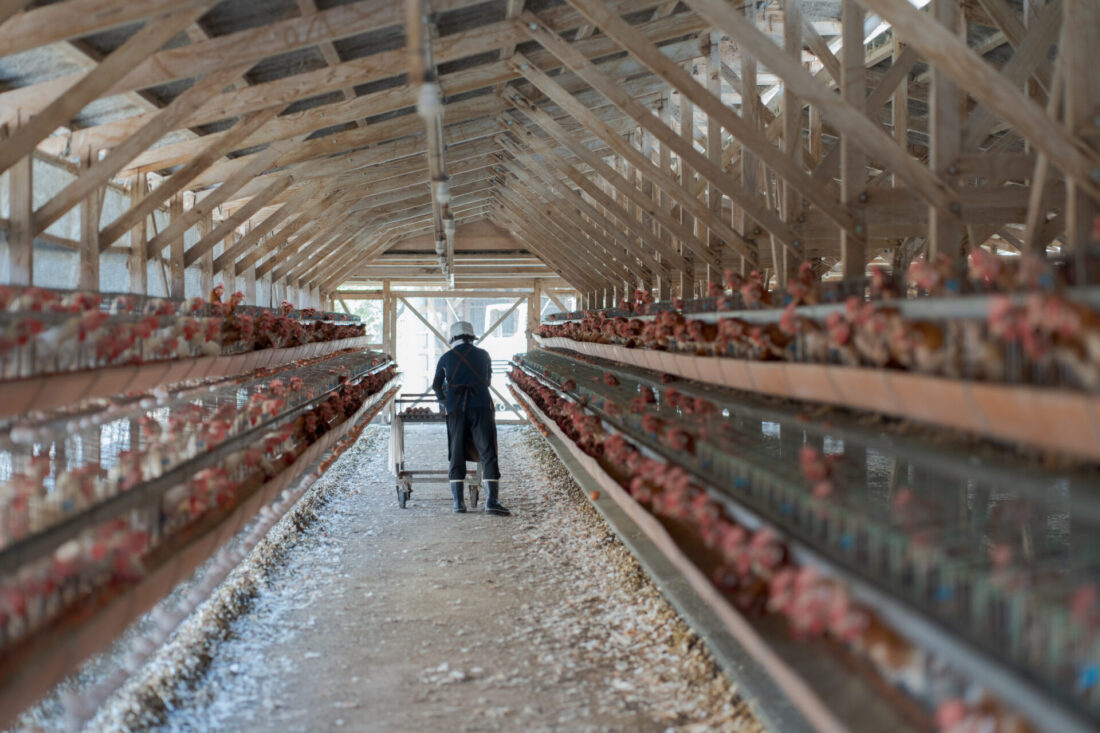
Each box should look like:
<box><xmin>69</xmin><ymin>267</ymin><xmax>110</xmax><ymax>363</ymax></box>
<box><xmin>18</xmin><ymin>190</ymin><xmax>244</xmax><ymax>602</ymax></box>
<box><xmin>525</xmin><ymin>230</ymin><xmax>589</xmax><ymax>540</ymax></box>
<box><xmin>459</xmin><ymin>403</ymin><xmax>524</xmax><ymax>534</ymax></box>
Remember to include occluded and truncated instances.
<box><xmin>389</xmin><ymin>392</ymin><xmax>482</xmax><ymax>509</ymax></box>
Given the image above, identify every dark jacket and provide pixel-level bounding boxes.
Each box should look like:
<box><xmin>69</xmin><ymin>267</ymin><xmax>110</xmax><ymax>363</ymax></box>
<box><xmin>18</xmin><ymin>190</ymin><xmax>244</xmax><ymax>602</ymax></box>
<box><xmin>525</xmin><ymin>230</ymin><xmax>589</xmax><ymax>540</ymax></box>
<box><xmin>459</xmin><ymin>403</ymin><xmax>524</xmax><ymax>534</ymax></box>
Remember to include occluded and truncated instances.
<box><xmin>432</xmin><ymin>341</ymin><xmax>493</xmax><ymax>413</ymax></box>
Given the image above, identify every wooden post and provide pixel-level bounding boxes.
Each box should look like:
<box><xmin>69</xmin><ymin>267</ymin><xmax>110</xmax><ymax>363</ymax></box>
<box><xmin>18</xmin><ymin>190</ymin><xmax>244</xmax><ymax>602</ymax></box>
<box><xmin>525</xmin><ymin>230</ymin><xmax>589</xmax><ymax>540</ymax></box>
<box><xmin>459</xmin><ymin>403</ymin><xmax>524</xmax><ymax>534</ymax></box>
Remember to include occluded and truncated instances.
<box><xmin>840</xmin><ymin>0</ymin><xmax>867</xmax><ymax>279</ymax></box>
<box><xmin>928</xmin><ymin>0</ymin><xmax>964</xmax><ymax>272</ymax></box>
<box><xmin>8</xmin><ymin>153</ymin><xmax>33</xmax><ymax>285</ymax></box>
<box><xmin>679</xmin><ymin>93</ymin><xmax>695</xmax><ymax>296</ymax></box>
<box><xmin>657</xmin><ymin>96</ymin><xmax>673</xmax><ymax>301</ymax></box>
<box><xmin>892</xmin><ymin>36</ymin><xmax>909</xmax><ymax>188</ymax></box>
<box><xmin>168</xmin><ymin>195</ymin><xmax>186</xmax><ymax>298</ymax></box>
<box><xmin>527</xmin><ymin>279</ymin><xmax>540</xmax><ymax>352</ymax></box>
<box><xmin>78</xmin><ymin>155</ymin><xmax>101</xmax><ymax>290</ymax></box>
<box><xmin>705</xmin><ymin>30</ymin><xmax>723</xmax><ymax>284</ymax></box>
<box><xmin>197</xmin><ymin>216</ymin><xmax>214</xmax><ymax>296</ymax></box>
<box><xmin>129</xmin><ymin>173</ymin><xmax>147</xmax><ymax>294</ymax></box>
<box><xmin>780</xmin><ymin>0</ymin><xmax>803</xmax><ymax>287</ymax></box>
<box><xmin>382</xmin><ymin>280</ymin><xmax>395</xmax><ymax>355</ymax></box>
<box><xmin>243</xmin><ymin>264</ymin><xmax>257</xmax><ymax>305</ymax></box>
<box><xmin>1063</xmin><ymin>0</ymin><xmax>1100</xmax><ymax>278</ymax></box>
<box><xmin>809</xmin><ymin>104</ymin><xmax>823</xmax><ymax>163</ymax></box>
<box><xmin>739</xmin><ymin>5</ymin><xmax>758</xmax><ymax>252</ymax></box>
<box><xmin>639</xmin><ymin>126</ymin><xmax>658</xmax><ymax>295</ymax></box>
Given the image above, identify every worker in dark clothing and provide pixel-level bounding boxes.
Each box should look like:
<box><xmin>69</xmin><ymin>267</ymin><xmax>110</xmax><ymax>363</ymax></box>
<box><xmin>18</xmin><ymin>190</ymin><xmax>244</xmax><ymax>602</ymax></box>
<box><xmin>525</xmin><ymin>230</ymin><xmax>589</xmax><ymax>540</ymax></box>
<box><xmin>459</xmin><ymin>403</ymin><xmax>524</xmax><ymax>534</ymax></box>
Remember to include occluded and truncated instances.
<box><xmin>431</xmin><ymin>321</ymin><xmax>509</xmax><ymax>516</ymax></box>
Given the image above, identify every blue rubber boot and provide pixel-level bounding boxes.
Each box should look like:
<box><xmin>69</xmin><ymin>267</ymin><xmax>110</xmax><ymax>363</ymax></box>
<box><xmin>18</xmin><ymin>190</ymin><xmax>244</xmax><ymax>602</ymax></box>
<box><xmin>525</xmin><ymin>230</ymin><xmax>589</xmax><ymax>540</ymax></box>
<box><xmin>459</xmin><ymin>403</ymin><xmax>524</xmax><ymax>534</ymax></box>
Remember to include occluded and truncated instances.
<box><xmin>484</xmin><ymin>480</ymin><xmax>510</xmax><ymax>516</ymax></box>
<box><xmin>450</xmin><ymin>480</ymin><xmax>467</xmax><ymax>513</ymax></box>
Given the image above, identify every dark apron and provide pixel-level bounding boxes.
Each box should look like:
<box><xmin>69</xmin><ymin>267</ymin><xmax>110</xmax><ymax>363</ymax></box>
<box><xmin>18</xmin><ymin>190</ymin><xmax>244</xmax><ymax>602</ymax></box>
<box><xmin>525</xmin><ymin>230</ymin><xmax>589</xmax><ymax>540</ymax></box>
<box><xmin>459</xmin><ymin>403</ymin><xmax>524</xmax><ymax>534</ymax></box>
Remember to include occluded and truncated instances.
<box><xmin>445</xmin><ymin>346</ymin><xmax>490</xmax><ymax>466</ymax></box>
<box><xmin>446</xmin><ymin>385</ymin><xmax>482</xmax><ymax>464</ymax></box>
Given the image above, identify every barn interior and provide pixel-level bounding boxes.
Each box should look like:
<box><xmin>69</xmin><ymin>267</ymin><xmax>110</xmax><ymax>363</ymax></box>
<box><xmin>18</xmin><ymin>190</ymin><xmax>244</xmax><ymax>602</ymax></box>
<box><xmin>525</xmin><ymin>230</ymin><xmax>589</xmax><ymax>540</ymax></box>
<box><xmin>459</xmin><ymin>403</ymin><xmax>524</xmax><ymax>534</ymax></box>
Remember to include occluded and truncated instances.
<box><xmin>0</xmin><ymin>0</ymin><xmax>1099</xmax><ymax>731</ymax></box>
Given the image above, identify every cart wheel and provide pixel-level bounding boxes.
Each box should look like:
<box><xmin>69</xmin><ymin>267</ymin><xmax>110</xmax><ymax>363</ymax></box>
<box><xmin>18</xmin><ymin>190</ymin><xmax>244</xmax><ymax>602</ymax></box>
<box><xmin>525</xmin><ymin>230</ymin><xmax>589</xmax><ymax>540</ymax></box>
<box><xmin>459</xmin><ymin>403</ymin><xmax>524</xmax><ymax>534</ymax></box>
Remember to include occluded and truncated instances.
<box><xmin>469</xmin><ymin>485</ymin><xmax>479</xmax><ymax>509</ymax></box>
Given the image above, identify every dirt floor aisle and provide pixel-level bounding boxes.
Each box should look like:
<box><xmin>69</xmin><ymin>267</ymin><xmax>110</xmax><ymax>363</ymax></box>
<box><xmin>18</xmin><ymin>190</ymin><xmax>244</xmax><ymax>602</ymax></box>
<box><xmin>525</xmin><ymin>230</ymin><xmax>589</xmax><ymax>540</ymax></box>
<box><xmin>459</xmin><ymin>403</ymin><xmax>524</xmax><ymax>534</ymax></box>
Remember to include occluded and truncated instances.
<box><xmin>146</xmin><ymin>424</ymin><xmax>758</xmax><ymax>732</ymax></box>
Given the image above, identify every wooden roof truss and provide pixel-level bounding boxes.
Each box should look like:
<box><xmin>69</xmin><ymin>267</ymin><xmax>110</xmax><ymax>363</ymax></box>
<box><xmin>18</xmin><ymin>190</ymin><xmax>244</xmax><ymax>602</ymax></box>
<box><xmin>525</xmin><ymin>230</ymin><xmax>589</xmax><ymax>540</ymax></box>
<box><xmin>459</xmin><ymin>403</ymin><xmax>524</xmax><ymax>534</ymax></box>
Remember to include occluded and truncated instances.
<box><xmin>0</xmin><ymin>0</ymin><xmax>1095</xmax><ymax>303</ymax></box>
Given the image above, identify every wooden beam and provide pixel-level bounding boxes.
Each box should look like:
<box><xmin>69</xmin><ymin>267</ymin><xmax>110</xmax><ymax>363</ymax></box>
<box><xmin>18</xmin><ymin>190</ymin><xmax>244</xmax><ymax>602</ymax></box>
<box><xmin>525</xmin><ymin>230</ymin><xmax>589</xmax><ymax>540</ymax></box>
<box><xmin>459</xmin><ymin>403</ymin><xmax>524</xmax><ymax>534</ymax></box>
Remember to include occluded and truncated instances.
<box><xmin>262</xmin><ymin>202</ymin><xmax>367</xmax><ymax>281</ymax></box>
<box><xmin>109</xmin><ymin>14</ymin><xmax>695</xmax><ymax>177</ymax></box>
<box><xmin>129</xmin><ymin>173</ymin><xmax>148</xmax><ymax>294</ymax></box>
<box><xmin>492</xmin><ymin>199</ymin><xmax>605</xmax><ymax>290</ymax></box>
<box><xmin>705</xmin><ymin>30</ymin><xmax>723</xmax><ymax>281</ymax></box>
<box><xmin>679</xmin><ymin>93</ymin><xmax>696</xmax><ymax>295</ymax></box>
<box><xmin>180</xmin><ymin>178</ymin><xmax>286</xmax><ymax>268</ymax></box>
<box><xmin>1023</xmin><ymin>54</ymin><xmax>1064</xmax><ymax>253</ymax></box>
<box><xmin>295</xmin><ymin>0</ymin><xmax>365</xmax><ymax>127</ymax></box>
<box><xmin>496</xmin><ymin>184</ymin><xmax>638</xmax><ymax>285</ymax></box>
<box><xmin>975</xmin><ymin>0</ymin><xmax>1055</xmax><ymax>90</ymax></box>
<box><xmin>0</xmin><ymin>0</ymin><xmax>209</xmax><ymax>59</ymax></box>
<box><xmin>84</xmin><ymin>11</ymin><xmax>702</xmax><ymax>176</ymax></box>
<box><xmin>0</xmin><ymin>0</ymin><xmax>32</xmax><ymax>27</ymax></box>
<box><xmin>33</xmin><ymin>61</ymin><xmax>250</xmax><ymax>236</ymax></box>
<box><xmin>547</xmin><ymin>4</ymin><xmax>860</xmax><ymax>241</ymax></box>
<box><xmin>210</xmin><ymin>181</ymin><xmax>311</xmax><ymax>273</ymax></box>
<box><xmin>498</xmin><ymin>135</ymin><xmax>671</xmax><ymax>276</ymax></box>
<box><xmin>1062</xmin><ymin>0</ymin><xmax>1100</xmax><ymax>270</ymax></box>
<box><xmin>680</xmin><ymin>0</ymin><xmax>961</xmax><ymax>214</ymax></box>
<box><xmin>493</xmin><ymin>204</ymin><xmax>602</xmax><ymax>291</ymax></box>
<box><xmin>504</xmin><ymin>161</ymin><xmax>648</xmax><ymax>282</ymax></box>
<box><xmin>780</xmin><ymin>0</ymin><xmax>804</xmax><ymax>286</ymax></box>
<box><xmin>0</xmin><ymin>0</ymin><xmax>427</xmax><ymax>124</ymax></box>
<box><xmin>480</xmin><ymin>297</ymin><xmax>524</xmax><ymax>340</ymax></box>
<box><xmin>56</xmin><ymin>37</ymin><xmax>186</xmax><ymax>128</ymax></box>
<box><xmin>142</xmin><ymin>141</ymin><xmax>299</xmax><ymax>259</ymax></box>
<box><xmin>801</xmin><ymin>13</ymin><xmax>842</xmax><ymax>84</ymax></box>
<box><xmin>841</xmin><ymin>0</ymin><xmax>867</xmax><ymax>277</ymax></box>
<box><xmin>397</xmin><ymin>295</ymin><xmax>450</xmax><ymax>348</ymax></box>
<box><xmin>167</xmin><ymin>196</ymin><xmax>185</xmax><ymax>299</ymax></box>
<box><xmin>892</xmin><ymin>37</ymin><xmax>910</xmax><ymax>187</ymax></box>
<box><xmin>319</xmin><ymin>236</ymin><xmax>397</xmax><ymax>293</ymax></box>
<box><xmin>0</xmin><ymin>3</ymin><xmax>211</xmax><ymax>176</ymax></box>
<box><xmin>962</xmin><ymin>0</ymin><xmax>1062</xmax><ymax>150</ymax></box>
<box><xmin>812</xmin><ymin>45</ymin><xmax>920</xmax><ymax>184</ymax></box>
<box><xmin>504</xmin><ymin>72</ymin><xmax>735</xmax><ymax>268</ymax></box>
<box><xmin>222</xmin><ymin>191</ymin><xmax>345</xmax><ymax>274</ymax></box>
<box><xmin>858</xmin><ymin>0</ymin><xmax>1100</xmax><ymax>201</ymax></box>
<box><xmin>99</xmin><ymin>107</ymin><xmax>281</xmax><ymax>248</ymax></box>
<box><xmin>78</xmin><ymin>157</ymin><xmax>102</xmax><ymax>290</ymax></box>
<box><xmin>928</xmin><ymin>0</ymin><xmax>964</xmax><ymax>268</ymax></box>
<box><xmin>7</xmin><ymin>153</ymin><xmax>33</xmax><ymax>286</ymax></box>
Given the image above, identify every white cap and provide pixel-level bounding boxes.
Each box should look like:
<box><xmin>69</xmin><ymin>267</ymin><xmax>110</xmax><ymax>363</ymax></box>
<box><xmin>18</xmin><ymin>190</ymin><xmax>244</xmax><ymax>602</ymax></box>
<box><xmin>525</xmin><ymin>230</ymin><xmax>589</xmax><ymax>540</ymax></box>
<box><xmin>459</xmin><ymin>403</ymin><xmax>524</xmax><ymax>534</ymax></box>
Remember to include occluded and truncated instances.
<box><xmin>449</xmin><ymin>321</ymin><xmax>475</xmax><ymax>341</ymax></box>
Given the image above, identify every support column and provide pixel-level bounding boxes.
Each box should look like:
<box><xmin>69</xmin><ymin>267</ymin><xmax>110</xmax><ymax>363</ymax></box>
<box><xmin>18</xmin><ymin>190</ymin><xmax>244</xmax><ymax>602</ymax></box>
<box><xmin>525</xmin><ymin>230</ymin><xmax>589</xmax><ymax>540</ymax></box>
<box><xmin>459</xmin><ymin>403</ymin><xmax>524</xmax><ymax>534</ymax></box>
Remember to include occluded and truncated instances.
<box><xmin>129</xmin><ymin>173</ymin><xmax>147</xmax><ymax>294</ymax></box>
<box><xmin>526</xmin><ymin>279</ymin><xmax>541</xmax><ymax>352</ymax></box>
<box><xmin>198</xmin><ymin>218</ymin><xmax>214</xmax><ymax>297</ymax></box>
<box><xmin>168</xmin><ymin>195</ymin><xmax>186</xmax><ymax>299</ymax></box>
<box><xmin>1063</xmin><ymin>0</ymin><xmax>1100</xmax><ymax>279</ymax></box>
<box><xmin>928</xmin><ymin>0</ymin><xmax>964</xmax><ymax>272</ymax></box>
<box><xmin>705</xmin><ymin>30</ymin><xmax>723</xmax><ymax>284</ymax></box>
<box><xmin>78</xmin><ymin>164</ymin><xmax>101</xmax><ymax>291</ymax></box>
<box><xmin>243</xmin><ymin>264</ymin><xmax>257</xmax><ymax>305</ymax></box>
<box><xmin>640</xmin><ymin>126</ymin><xmax>656</xmax><ymax>295</ymax></box>
<box><xmin>657</xmin><ymin>96</ymin><xmax>673</xmax><ymax>301</ymax></box>
<box><xmin>8</xmin><ymin>153</ymin><xmax>33</xmax><ymax>286</ymax></box>
<box><xmin>840</xmin><ymin>0</ymin><xmax>867</xmax><ymax>279</ymax></box>
<box><xmin>739</xmin><ymin>10</ymin><xmax>758</xmax><ymax>248</ymax></box>
<box><xmin>809</xmin><ymin>105</ymin><xmax>823</xmax><ymax>163</ymax></box>
<box><xmin>217</xmin><ymin>232</ymin><xmax>236</xmax><ymax>291</ymax></box>
<box><xmin>779</xmin><ymin>0</ymin><xmax>803</xmax><ymax>288</ymax></box>
<box><xmin>679</xmin><ymin>94</ymin><xmax>695</xmax><ymax>296</ymax></box>
<box><xmin>891</xmin><ymin>36</ymin><xmax>909</xmax><ymax>188</ymax></box>
<box><xmin>382</xmin><ymin>280</ymin><xmax>396</xmax><ymax>356</ymax></box>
